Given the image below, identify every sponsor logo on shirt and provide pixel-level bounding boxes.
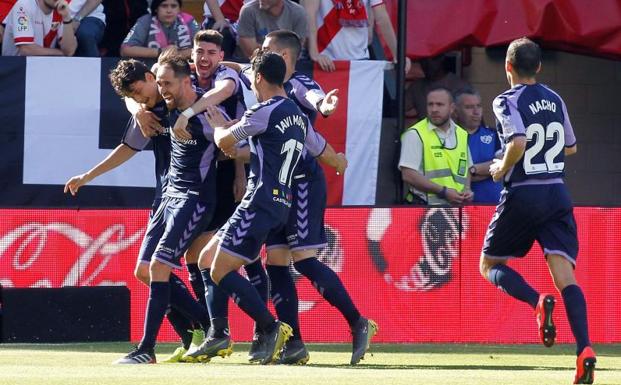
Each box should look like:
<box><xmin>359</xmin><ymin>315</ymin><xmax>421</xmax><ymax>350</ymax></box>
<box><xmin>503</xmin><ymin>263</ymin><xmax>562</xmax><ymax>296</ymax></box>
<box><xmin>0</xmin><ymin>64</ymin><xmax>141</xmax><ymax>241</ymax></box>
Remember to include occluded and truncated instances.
<box><xmin>480</xmin><ymin>134</ymin><xmax>493</xmax><ymax>145</ymax></box>
<box><xmin>17</xmin><ymin>15</ymin><xmax>28</xmax><ymax>31</ymax></box>
<box><xmin>176</xmin><ymin>138</ymin><xmax>197</xmax><ymax>145</ymax></box>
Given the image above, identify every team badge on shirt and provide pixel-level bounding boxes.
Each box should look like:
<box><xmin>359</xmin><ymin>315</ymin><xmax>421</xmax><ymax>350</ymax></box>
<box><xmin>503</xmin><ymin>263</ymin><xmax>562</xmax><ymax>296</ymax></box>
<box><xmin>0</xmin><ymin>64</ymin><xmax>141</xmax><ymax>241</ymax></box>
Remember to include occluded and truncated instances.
<box><xmin>480</xmin><ymin>134</ymin><xmax>493</xmax><ymax>144</ymax></box>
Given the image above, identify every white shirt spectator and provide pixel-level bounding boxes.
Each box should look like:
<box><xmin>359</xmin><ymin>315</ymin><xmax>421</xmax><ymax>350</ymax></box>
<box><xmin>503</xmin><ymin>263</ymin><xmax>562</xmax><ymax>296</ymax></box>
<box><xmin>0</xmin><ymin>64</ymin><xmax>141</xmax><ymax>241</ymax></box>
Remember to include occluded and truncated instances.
<box><xmin>313</xmin><ymin>0</ymin><xmax>382</xmax><ymax>60</ymax></box>
<box><xmin>2</xmin><ymin>0</ymin><xmax>65</xmax><ymax>56</ymax></box>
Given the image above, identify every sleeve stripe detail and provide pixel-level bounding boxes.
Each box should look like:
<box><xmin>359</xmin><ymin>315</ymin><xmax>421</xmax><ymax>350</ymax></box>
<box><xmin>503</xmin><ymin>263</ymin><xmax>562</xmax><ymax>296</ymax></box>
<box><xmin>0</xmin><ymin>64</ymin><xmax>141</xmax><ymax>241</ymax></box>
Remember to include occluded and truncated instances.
<box><xmin>14</xmin><ymin>37</ymin><xmax>35</xmax><ymax>43</ymax></box>
<box><xmin>231</xmin><ymin>126</ymin><xmax>248</xmax><ymax>141</ymax></box>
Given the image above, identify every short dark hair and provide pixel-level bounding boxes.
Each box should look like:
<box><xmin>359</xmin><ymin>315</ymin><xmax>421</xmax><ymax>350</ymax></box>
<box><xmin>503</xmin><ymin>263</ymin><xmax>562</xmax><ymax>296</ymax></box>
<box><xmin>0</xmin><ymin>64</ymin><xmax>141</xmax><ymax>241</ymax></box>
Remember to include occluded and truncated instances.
<box><xmin>265</xmin><ymin>30</ymin><xmax>302</xmax><ymax>60</ymax></box>
<box><xmin>453</xmin><ymin>87</ymin><xmax>480</xmax><ymax>104</ymax></box>
<box><xmin>426</xmin><ymin>86</ymin><xmax>454</xmax><ymax>103</ymax></box>
<box><xmin>150</xmin><ymin>0</ymin><xmax>182</xmax><ymax>16</ymax></box>
<box><xmin>109</xmin><ymin>59</ymin><xmax>152</xmax><ymax>97</ymax></box>
<box><xmin>506</xmin><ymin>37</ymin><xmax>541</xmax><ymax>77</ymax></box>
<box><xmin>193</xmin><ymin>29</ymin><xmax>223</xmax><ymax>48</ymax></box>
<box><xmin>251</xmin><ymin>50</ymin><xmax>286</xmax><ymax>86</ymax></box>
<box><xmin>158</xmin><ymin>47</ymin><xmax>192</xmax><ymax>78</ymax></box>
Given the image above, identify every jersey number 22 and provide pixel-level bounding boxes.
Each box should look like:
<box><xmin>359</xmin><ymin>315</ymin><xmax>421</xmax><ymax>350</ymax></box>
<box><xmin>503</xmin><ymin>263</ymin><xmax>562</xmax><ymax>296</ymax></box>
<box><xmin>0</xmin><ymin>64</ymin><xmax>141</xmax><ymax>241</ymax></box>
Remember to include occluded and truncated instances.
<box><xmin>524</xmin><ymin>122</ymin><xmax>565</xmax><ymax>175</ymax></box>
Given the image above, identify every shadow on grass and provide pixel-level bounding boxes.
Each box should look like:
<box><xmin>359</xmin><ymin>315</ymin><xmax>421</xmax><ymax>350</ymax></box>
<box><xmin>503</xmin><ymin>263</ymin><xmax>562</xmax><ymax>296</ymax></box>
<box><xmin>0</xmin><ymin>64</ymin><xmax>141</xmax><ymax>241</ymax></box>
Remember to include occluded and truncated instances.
<box><xmin>2</xmin><ymin>342</ymin><xmax>621</xmax><ymax>362</ymax></box>
<box><xmin>307</xmin><ymin>363</ymin><xmax>573</xmax><ymax>370</ymax></box>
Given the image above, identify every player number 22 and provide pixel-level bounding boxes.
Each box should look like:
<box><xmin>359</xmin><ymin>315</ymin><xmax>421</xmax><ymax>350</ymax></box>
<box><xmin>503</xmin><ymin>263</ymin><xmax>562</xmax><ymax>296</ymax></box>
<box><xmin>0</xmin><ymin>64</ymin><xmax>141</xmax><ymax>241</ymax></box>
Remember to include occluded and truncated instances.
<box><xmin>279</xmin><ymin>139</ymin><xmax>304</xmax><ymax>187</ymax></box>
<box><xmin>524</xmin><ymin>122</ymin><xmax>565</xmax><ymax>175</ymax></box>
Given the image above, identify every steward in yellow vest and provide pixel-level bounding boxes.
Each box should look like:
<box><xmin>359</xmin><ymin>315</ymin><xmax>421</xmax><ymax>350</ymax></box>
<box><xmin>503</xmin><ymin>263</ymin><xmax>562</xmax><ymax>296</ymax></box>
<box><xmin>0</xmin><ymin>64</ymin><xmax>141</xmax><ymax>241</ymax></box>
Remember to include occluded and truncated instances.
<box><xmin>404</xmin><ymin>119</ymin><xmax>469</xmax><ymax>205</ymax></box>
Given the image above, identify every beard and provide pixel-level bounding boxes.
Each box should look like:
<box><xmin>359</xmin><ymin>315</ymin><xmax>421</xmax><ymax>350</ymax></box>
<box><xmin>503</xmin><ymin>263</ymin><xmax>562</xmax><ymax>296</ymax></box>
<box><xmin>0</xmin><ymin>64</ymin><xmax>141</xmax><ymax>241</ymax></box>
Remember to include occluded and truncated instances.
<box><xmin>430</xmin><ymin>116</ymin><xmax>449</xmax><ymax>127</ymax></box>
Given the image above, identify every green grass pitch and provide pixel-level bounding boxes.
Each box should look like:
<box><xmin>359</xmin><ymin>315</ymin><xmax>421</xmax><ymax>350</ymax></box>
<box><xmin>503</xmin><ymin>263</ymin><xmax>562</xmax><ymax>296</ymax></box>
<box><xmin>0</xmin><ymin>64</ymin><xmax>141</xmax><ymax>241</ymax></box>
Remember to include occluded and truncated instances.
<box><xmin>0</xmin><ymin>343</ymin><xmax>620</xmax><ymax>385</ymax></box>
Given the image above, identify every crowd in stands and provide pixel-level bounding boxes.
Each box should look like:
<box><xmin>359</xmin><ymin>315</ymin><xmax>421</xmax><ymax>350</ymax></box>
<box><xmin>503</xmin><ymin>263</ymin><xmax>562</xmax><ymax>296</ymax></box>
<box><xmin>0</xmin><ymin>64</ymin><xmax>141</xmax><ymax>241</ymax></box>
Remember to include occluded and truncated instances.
<box><xmin>0</xmin><ymin>0</ymin><xmax>405</xmax><ymax>63</ymax></box>
<box><xmin>0</xmin><ymin>0</ymin><xmax>501</xmax><ymax>206</ymax></box>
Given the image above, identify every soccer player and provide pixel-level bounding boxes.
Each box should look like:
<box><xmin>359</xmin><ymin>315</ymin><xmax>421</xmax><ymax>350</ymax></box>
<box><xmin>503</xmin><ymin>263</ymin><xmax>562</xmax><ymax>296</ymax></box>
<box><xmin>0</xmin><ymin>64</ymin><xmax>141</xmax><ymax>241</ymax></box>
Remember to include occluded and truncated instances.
<box><xmin>65</xmin><ymin>59</ymin><xmax>208</xmax><ymax>362</ymax></box>
<box><xmin>182</xmin><ymin>29</ymin><xmax>271</xmax><ymax>361</ymax></box>
<box><xmin>200</xmin><ymin>50</ymin><xmax>306</xmax><ymax>365</ymax></box>
<box><xmin>114</xmin><ymin>51</ymin><xmax>220</xmax><ymax>364</ymax></box>
<box><xmin>481</xmin><ymin>37</ymin><xmax>595</xmax><ymax>384</ymax></box>
<box><xmin>257</xmin><ymin>30</ymin><xmax>377</xmax><ymax>366</ymax></box>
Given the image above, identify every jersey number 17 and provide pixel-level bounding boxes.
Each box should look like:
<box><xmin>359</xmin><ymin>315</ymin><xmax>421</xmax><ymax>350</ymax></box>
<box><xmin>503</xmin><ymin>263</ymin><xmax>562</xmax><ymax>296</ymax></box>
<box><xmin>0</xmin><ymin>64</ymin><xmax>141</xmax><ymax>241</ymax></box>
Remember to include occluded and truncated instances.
<box><xmin>279</xmin><ymin>139</ymin><xmax>304</xmax><ymax>187</ymax></box>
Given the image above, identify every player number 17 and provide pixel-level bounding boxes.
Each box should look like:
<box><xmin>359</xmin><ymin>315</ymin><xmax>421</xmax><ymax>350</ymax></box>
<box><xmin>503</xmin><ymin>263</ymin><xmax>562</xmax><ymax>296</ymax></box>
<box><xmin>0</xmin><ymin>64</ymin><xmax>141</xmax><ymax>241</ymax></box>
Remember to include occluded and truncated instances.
<box><xmin>279</xmin><ymin>139</ymin><xmax>304</xmax><ymax>187</ymax></box>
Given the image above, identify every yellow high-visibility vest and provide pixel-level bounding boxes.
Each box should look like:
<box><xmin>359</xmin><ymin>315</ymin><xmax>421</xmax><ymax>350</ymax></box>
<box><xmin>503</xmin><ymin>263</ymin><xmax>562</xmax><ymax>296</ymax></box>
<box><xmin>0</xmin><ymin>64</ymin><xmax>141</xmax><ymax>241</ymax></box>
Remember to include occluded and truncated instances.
<box><xmin>405</xmin><ymin>119</ymin><xmax>468</xmax><ymax>204</ymax></box>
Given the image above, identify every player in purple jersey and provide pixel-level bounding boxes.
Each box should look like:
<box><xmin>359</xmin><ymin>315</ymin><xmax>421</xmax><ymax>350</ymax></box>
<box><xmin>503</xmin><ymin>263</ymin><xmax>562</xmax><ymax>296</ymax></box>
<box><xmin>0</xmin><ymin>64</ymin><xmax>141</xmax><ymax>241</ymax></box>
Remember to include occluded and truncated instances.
<box><xmin>171</xmin><ymin>29</ymin><xmax>247</xmax><ymax>139</ymax></box>
<box><xmin>480</xmin><ymin>38</ymin><xmax>595</xmax><ymax>384</ymax></box>
<box><xmin>168</xmin><ymin>29</ymin><xmax>272</xmax><ymax>362</ymax></box>
<box><xmin>114</xmin><ymin>51</ymin><xmax>221</xmax><ymax>364</ymax></box>
<box><xmin>258</xmin><ymin>30</ymin><xmax>377</xmax><ymax>365</ymax></box>
<box><xmin>192</xmin><ymin>50</ymin><xmax>307</xmax><ymax>365</ymax></box>
<box><xmin>65</xmin><ymin>59</ymin><xmax>209</xmax><ymax>363</ymax></box>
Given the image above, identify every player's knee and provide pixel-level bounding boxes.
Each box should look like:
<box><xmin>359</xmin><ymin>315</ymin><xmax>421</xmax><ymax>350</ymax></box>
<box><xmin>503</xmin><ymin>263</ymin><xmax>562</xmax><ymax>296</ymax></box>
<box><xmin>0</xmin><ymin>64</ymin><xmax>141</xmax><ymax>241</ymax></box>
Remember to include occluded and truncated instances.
<box><xmin>210</xmin><ymin>268</ymin><xmax>222</xmax><ymax>284</ymax></box>
<box><xmin>198</xmin><ymin>252</ymin><xmax>212</xmax><ymax>270</ymax></box>
<box><xmin>134</xmin><ymin>263</ymin><xmax>150</xmax><ymax>285</ymax></box>
<box><xmin>197</xmin><ymin>236</ymin><xmax>218</xmax><ymax>269</ymax></box>
<box><xmin>291</xmin><ymin>249</ymin><xmax>316</xmax><ymax>263</ymax></box>
<box><xmin>187</xmin><ymin>233</ymin><xmax>213</xmax><ymax>265</ymax></box>
<box><xmin>185</xmin><ymin>249</ymin><xmax>199</xmax><ymax>264</ymax></box>
<box><xmin>479</xmin><ymin>256</ymin><xmax>494</xmax><ymax>280</ymax></box>
<box><xmin>546</xmin><ymin>254</ymin><xmax>576</xmax><ymax>291</ymax></box>
<box><xmin>266</xmin><ymin>248</ymin><xmax>290</xmax><ymax>266</ymax></box>
<box><xmin>149</xmin><ymin>259</ymin><xmax>172</xmax><ymax>282</ymax></box>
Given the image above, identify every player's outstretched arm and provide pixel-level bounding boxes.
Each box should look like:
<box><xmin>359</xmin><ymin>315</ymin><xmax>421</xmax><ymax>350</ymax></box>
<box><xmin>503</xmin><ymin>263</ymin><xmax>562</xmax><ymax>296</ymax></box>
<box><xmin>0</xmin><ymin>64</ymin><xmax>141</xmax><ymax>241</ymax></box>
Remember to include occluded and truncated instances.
<box><xmin>317</xmin><ymin>143</ymin><xmax>347</xmax><ymax>175</ymax></box>
<box><xmin>318</xmin><ymin>89</ymin><xmax>339</xmax><ymax>116</ymax></box>
<box><xmin>221</xmin><ymin>61</ymin><xmax>243</xmax><ymax>73</ymax></box>
<box><xmin>565</xmin><ymin>144</ymin><xmax>577</xmax><ymax>156</ymax></box>
<box><xmin>304</xmin><ymin>121</ymin><xmax>346</xmax><ymax>173</ymax></box>
<box><xmin>173</xmin><ymin>79</ymin><xmax>236</xmax><ymax>140</ymax></box>
<box><xmin>63</xmin><ymin>144</ymin><xmax>137</xmax><ymax>196</ymax></box>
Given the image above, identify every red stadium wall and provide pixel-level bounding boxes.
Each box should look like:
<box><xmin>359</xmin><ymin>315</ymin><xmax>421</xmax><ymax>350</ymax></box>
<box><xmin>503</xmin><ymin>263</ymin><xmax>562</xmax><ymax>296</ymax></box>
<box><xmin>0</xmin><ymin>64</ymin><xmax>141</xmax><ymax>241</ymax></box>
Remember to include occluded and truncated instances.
<box><xmin>0</xmin><ymin>207</ymin><xmax>619</xmax><ymax>344</ymax></box>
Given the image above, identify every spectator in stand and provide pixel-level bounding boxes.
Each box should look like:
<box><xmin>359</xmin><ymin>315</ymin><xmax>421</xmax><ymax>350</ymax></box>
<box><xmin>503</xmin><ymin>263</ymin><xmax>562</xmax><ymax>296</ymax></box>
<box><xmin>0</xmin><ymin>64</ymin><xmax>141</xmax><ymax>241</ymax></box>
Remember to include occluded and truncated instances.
<box><xmin>99</xmin><ymin>0</ymin><xmax>147</xmax><ymax>57</ymax></box>
<box><xmin>121</xmin><ymin>0</ymin><xmax>199</xmax><ymax>59</ymax></box>
<box><xmin>68</xmin><ymin>0</ymin><xmax>105</xmax><ymax>57</ymax></box>
<box><xmin>202</xmin><ymin>0</ymin><xmax>248</xmax><ymax>59</ymax></box>
<box><xmin>2</xmin><ymin>0</ymin><xmax>77</xmax><ymax>56</ymax></box>
<box><xmin>398</xmin><ymin>87</ymin><xmax>473</xmax><ymax>206</ymax></box>
<box><xmin>302</xmin><ymin>0</ymin><xmax>410</xmax><ymax>73</ymax></box>
<box><xmin>236</xmin><ymin>0</ymin><xmax>307</xmax><ymax>61</ymax></box>
<box><xmin>453</xmin><ymin>87</ymin><xmax>502</xmax><ymax>204</ymax></box>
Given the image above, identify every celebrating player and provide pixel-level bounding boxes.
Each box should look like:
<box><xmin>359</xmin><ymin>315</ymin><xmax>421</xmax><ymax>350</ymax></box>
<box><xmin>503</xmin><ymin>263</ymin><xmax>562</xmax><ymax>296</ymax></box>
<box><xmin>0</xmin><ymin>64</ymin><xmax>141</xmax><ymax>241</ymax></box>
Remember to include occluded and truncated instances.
<box><xmin>480</xmin><ymin>37</ymin><xmax>595</xmax><ymax>384</ymax></box>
